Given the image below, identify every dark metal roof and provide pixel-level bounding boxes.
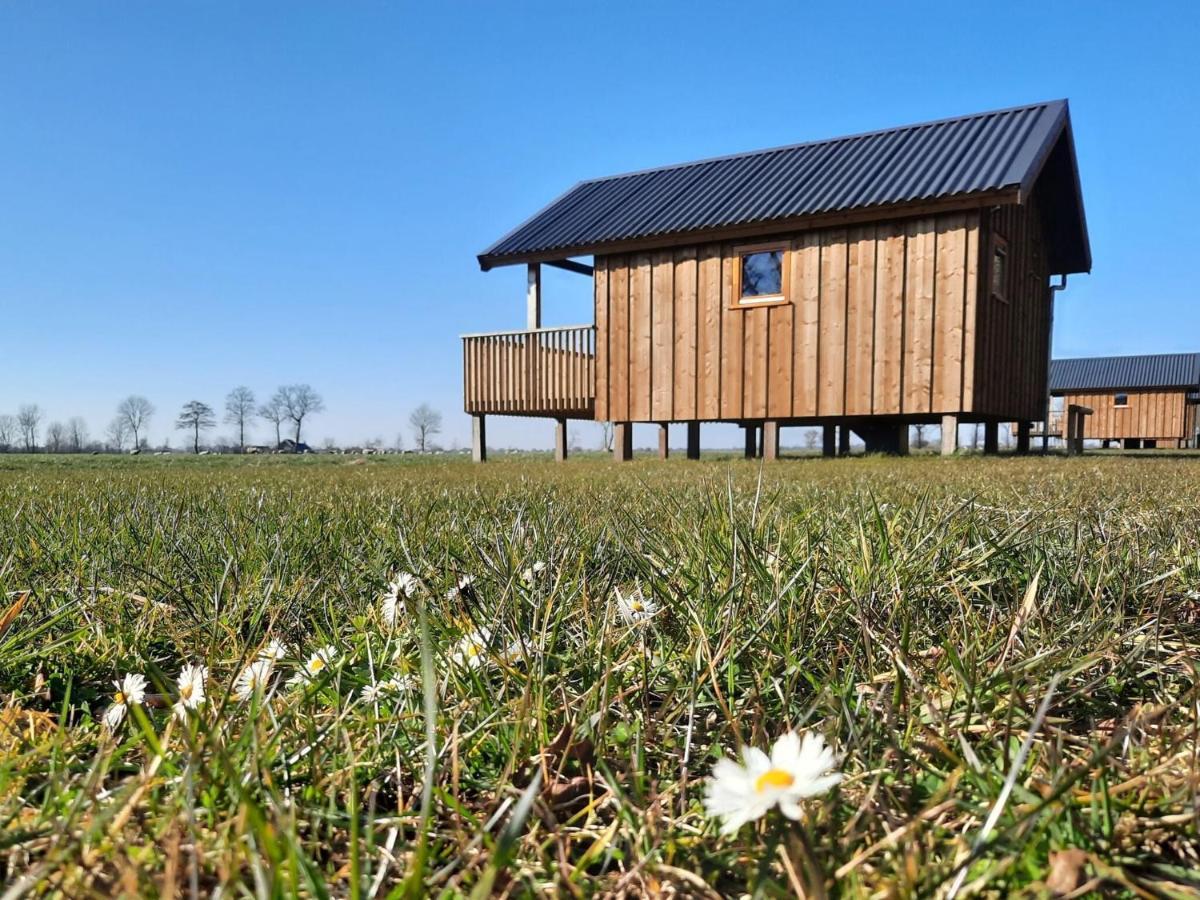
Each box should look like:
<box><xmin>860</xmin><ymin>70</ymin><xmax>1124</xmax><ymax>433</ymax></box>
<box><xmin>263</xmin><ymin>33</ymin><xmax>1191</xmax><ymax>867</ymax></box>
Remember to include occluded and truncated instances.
<box><xmin>1049</xmin><ymin>353</ymin><xmax>1200</xmax><ymax>393</ymax></box>
<box><xmin>480</xmin><ymin>100</ymin><xmax>1090</xmax><ymax>274</ymax></box>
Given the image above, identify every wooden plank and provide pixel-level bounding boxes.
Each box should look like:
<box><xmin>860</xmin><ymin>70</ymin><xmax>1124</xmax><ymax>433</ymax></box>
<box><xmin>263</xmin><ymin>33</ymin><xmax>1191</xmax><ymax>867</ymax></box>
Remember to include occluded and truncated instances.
<box><xmin>697</xmin><ymin>246</ymin><xmax>722</xmax><ymax>420</ymax></box>
<box><xmin>673</xmin><ymin>248</ymin><xmax>698</xmax><ymax>420</ymax></box>
<box><xmin>743</xmin><ymin>307</ymin><xmax>769</xmax><ymax>419</ymax></box>
<box><xmin>651</xmin><ymin>251</ymin><xmax>674</xmax><ymax>422</ymax></box>
<box><xmin>594</xmin><ymin>260</ymin><xmax>609</xmax><ymax>420</ymax></box>
<box><xmin>629</xmin><ymin>253</ymin><xmax>653</xmax><ymax>421</ymax></box>
<box><xmin>719</xmin><ymin>250</ymin><xmax>744</xmax><ymax>419</ymax></box>
<box><xmin>767</xmin><ymin>301</ymin><xmax>794</xmax><ymax>419</ymax></box>
<box><xmin>609</xmin><ymin>256</ymin><xmax>630</xmax><ymax>421</ymax></box>
<box><xmin>818</xmin><ymin>230</ymin><xmax>848</xmax><ymax>416</ymax></box>
<box><xmin>872</xmin><ymin>223</ymin><xmax>905</xmax><ymax>415</ymax></box>
<box><xmin>961</xmin><ymin>212</ymin><xmax>980</xmax><ymax>412</ymax></box>
<box><xmin>844</xmin><ymin>225</ymin><xmax>876</xmax><ymax>416</ymax></box>
<box><xmin>902</xmin><ymin>218</ymin><xmax>935</xmax><ymax>414</ymax></box>
<box><xmin>933</xmin><ymin>214</ymin><xmax>966</xmax><ymax>413</ymax></box>
<box><xmin>793</xmin><ymin>232</ymin><xmax>821</xmax><ymax>417</ymax></box>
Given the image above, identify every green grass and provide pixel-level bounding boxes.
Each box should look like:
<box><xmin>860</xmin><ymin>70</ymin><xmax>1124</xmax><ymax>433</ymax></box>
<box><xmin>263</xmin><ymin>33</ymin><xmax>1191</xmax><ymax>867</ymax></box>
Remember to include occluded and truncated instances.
<box><xmin>2</xmin><ymin>453</ymin><xmax>1199</xmax><ymax>897</ymax></box>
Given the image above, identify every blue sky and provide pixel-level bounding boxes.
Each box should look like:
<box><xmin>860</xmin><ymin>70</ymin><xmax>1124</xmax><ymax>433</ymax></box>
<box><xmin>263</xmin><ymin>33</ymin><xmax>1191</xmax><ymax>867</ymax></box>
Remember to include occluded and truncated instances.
<box><xmin>1</xmin><ymin>1</ymin><xmax>1197</xmax><ymax>450</ymax></box>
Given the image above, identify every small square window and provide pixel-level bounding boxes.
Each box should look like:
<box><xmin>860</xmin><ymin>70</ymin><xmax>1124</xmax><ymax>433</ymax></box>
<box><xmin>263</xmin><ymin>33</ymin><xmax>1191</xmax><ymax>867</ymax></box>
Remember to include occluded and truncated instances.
<box><xmin>991</xmin><ymin>235</ymin><xmax>1009</xmax><ymax>302</ymax></box>
<box><xmin>1114</xmin><ymin>393</ymin><xmax>1129</xmax><ymax>408</ymax></box>
<box><xmin>733</xmin><ymin>243</ymin><xmax>788</xmax><ymax>307</ymax></box>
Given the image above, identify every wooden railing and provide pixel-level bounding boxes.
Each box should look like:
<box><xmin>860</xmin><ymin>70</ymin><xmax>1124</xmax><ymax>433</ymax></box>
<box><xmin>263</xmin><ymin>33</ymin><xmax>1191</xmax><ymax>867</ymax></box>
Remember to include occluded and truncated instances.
<box><xmin>462</xmin><ymin>325</ymin><xmax>595</xmax><ymax>418</ymax></box>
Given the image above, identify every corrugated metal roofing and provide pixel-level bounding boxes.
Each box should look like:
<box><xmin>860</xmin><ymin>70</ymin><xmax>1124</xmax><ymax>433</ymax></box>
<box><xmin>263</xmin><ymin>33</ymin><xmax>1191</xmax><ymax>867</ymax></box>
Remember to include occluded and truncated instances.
<box><xmin>479</xmin><ymin>100</ymin><xmax>1089</xmax><ymax>273</ymax></box>
<box><xmin>1049</xmin><ymin>354</ymin><xmax>1200</xmax><ymax>393</ymax></box>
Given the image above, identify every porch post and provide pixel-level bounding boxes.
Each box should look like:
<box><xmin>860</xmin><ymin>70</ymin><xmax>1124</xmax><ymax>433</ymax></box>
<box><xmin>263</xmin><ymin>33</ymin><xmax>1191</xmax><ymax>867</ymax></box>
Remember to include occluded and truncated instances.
<box><xmin>822</xmin><ymin>424</ymin><xmax>836</xmax><ymax>457</ymax></box>
<box><xmin>896</xmin><ymin>424</ymin><xmax>910</xmax><ymax>456</ymax></box>
<box><xmin>1016</xmin><ymin>422</ymin><xmax>1031</xmax><ymax>455</ymax></box>
<box><xmin>526</xmin><ymin>264</ymin><xmax>542</xmax><ymax>330</ymax></box>
<box><xmin>686</xmin><ymin>422</ymin><xmax>700</xmax><ymax>460</ymax></box>
<box><xmin>983</xmin><ymin>421</ymin><xmax>999</xmax><ymax>455</ymax></box>
<box><xmin>472</xmin><ymin>415</ymin><xmax>487</xmax><ymax>463</ymax></box>
<box><xmin>743</xmin><ymin>424</ymin><xmax>757</xmax><ymax>459</ymax></box>
<box><xmin>554</xmin><ymin>418</ymin><xmax>567</xmax><ymax>462</ymax></box>
<box><xmin>838</xmin><ymin>425</ymin><xmax>850</xmax><ymax>456</ymax></box>
<box><xmin>763</xmin><ymin>421</ymin><xmax>779</xmax><ymax>461</ymax></box>
<box><xmin>613</xmin><ymin>422</ymin><xmax>633</xmax><ymax>462</ymax></box>
<box><xmin>658</xmin><ymin>423</ymin><xmax>669</xmax><ymax>459</ymax></box>
<box><xmin>941</xmin><ymin>415</ymin><xmax>958</xmax><ymax>456</ymax></box>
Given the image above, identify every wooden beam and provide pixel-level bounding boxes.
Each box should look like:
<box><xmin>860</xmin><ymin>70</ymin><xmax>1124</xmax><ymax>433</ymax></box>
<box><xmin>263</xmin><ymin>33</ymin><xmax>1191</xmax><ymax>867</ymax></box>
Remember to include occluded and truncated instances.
<box><xmin>471</xmin><ymin>415</ymin><xmax>486</xmax><ymax>463</ymax></box>
<box><xmin>658</xmin><ymin>423</ymin><xmax>669</xmax><ymax>459</ymax></box>
<box><xmin>744</xmin><ymin>424</ymin><xmax>757</xmax><ymax>459</ymax></box>
<box><xmin>941</xmin><ymin>415</ymin><xmax>958</xmax><ymax>456</ymax></box>
<box><xmin>526</xmin><ymin>263</ymin><xmax>541</xmax><ymax>330</ymax></box>
<box><xmin>554</xmin><ymin>418</ymin><xmax>567</xmax><ymax>463</ymax></box>
<box><xmin>1016</xmin><ymin>422</ymin><xmax>1031</xmax><ymax>455</ymax></box>
<box><xmin>837</xmin><ymin>425</ymin><xmax>850</xmax><ymax>456</ymax></box>
<box><xmin>822</xmin><ymin>424</ymin><xmax>836</xmax><ymax>458</ymax></box>
<box><xmin>983</xmin><ymin>421</ymin><xmax>999</xmax><ymax>455</ymax></box>
<box><xmin>613</xmin><ymin>422</ymin><xmax>633</xmax><ymax>462</ymax></box>
<box><xmin>545</xmin><ymin>259</ymin><xmax>594</xmax><ymax>277</ymax></box>
<box><xmin>686</xmin><ymin>422</ymin><xmax>700</xmax><ymax>460</ymax></box>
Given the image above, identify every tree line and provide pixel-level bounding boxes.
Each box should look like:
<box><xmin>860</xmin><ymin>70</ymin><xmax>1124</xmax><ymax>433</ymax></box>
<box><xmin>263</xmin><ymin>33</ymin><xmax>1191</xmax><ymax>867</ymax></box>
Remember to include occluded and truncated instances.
<box><xmin>0</xmin><ymin>388</ymin><xmax>445</xmax><ymax>455</ymax></box>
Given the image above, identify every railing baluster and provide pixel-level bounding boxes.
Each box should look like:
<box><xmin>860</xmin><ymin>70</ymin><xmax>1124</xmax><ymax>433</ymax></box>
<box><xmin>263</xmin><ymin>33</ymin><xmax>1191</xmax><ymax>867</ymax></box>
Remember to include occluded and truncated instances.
<box><xmin>461</xmin><ymin>326</ymin><xmax>597</xmax><ymax>418</ymax></box>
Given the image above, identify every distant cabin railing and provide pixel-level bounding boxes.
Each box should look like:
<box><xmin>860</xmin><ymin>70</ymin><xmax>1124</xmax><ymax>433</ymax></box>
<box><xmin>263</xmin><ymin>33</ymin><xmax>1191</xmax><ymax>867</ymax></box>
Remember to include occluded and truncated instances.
<box><xmin>462</xmin><ymin>325</ymin><xmax>595</xmax><ymax>418</ymax></box>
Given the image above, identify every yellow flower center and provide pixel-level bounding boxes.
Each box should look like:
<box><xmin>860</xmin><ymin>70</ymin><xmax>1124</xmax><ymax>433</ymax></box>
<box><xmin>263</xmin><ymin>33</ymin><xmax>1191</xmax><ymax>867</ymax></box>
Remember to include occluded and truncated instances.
<box><xmin>310</xmin><ymin>658</ymin><xmax>325</xmax><ymax>673</ymax></box>
<box><xmin>180</xmin><ymin>683</ymin><xmax>193</xmax><ymax>699</ymax></box>
<box><xmin>114</xmin><ymin>692</ymin><xmax>125</xmax><ymax>705</ymax></box>
<box><xmin>467</xmin><ymin>644</ymin><xmax>481</xmax><ymax>657</ymax></box>
<box><xmin>754</xmin><ymin>768</ymin><xmax>795</xmax><ymax>793</ymax></box>
<box><xmin>630</xmin><ymin>600</ymin><xmax>644</xmax><ymax>612</ymax></box>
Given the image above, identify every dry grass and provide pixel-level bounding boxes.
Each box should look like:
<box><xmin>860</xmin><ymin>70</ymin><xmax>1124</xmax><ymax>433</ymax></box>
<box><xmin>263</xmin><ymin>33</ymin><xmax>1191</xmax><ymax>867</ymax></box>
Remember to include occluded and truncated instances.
<box><xmin>1</xmin><ymin>452</ymin><xmax>1199</xmax><ymax>897</ymax></box>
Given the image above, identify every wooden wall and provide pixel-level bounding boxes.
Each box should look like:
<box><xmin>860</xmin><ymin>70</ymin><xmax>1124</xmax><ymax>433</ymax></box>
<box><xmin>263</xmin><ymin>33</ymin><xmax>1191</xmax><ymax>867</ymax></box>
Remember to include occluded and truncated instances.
<box><xmin>593</xmin><ymin>208</ymin><xmax>1048</xmax><ymax>424</ymax></box>
<box><xmin>1062</xmin><ymin>390</ymin><xmax>1194</xmax><ymax>443</ymax></box>
<box><xmin>971</xmin><ymin>197</ymin><xmax>1053</xmax><ymax>423</ymax></box>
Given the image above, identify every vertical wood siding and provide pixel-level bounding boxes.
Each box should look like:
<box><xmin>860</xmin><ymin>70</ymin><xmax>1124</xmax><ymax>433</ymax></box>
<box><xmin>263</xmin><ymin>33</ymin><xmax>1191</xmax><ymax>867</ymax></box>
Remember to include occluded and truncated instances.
<box><xmin>592</xmin><ymin>206</ymin><xmax>1056</xmax><ymax>423</ymax></box>
<box><xmin>1063</xmin><ymin>390</ymin><xmax>1193</xmax><ymax>443</ymax></box>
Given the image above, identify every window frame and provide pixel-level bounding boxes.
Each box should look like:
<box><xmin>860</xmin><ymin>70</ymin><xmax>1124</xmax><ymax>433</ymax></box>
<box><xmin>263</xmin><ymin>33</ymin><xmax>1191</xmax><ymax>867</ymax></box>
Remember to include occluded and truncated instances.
<box><xmin>1113</xmin><ymin>392</ymin><xmax>1129</xmax><ymax>409</ymax></box>
<box><xmin>731</xmin><ymin>241</ymin><xmax>790</xmax><ymax>309</ymax></box>
<box><xmin>990</xmin><ymin>233</ymin><xmax>1010</xmax><ymax>304</ymax></box>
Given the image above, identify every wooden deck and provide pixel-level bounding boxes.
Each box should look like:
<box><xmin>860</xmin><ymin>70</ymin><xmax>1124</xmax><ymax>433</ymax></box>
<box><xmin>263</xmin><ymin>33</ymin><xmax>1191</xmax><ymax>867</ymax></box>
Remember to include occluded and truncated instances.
<box><xmin>462</xmin><ymin>325</ymin><xmax>595</xmax><ymax>418</ymax></box>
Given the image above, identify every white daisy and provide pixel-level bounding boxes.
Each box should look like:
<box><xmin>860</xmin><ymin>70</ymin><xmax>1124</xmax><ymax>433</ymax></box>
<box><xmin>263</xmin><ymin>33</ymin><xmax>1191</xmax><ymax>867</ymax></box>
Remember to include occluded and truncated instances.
<box><xmin>380</xmin><ymin>572</ymin><xmax>418</xmax><ymax>628</ymax></box>
<box><xmin>102</xmin><ymin>672</ymin><xmax>148</xmax><ymax>731</ymax></box>
<box><xmin>234</xmin><ymin>658</ymin><xmax>275</xmax><ymax>701</ymax></box>
<box><xmin>445</xmin><ymin>574</ymin><xmax>475</xmax><ymax>601</ymax></box>
<box><xmin>615</xmin><ymin>586</ymin><xmax>659</xmax><ymax>624</ymax></box>
<box><xmin>172</xmin><ymin>663</ymin><xmax>208</xmax><ymax>720</ymax></box>
<box><xmin>521</xmin><ymin>561</ymin><xmax>547</xmax><ymax>584</ymax></box>
<box><xmin>386</xmin><ymin>673</ymin><xmax>418</xmax><ymax>692</ymax></box>
<box><xmin>360</xmin><ymin>681</ymin><xmax>386</xmax><ymax>703</ymax></box>
<box><xmin>258</xmin><ymin>638</ymin><xmax>289</xmax><ymax>663</ymax></box>
<box><xmin>288</xmin><ymin>645</ymin><xmax>338</xmax><ymax>688</ymax></box>
<box><xmin>703</xmin><ymin>731</ymin><xmax>842</xmax><ymax>835</ymax></box>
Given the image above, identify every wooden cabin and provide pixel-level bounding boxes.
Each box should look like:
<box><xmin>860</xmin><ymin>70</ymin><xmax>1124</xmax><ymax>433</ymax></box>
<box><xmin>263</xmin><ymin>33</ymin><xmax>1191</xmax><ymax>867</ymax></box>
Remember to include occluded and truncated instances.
<box><xmin>1042</xmin><ymin>353</ymin><xmax>1200</xmax><ymax>449</ymax></box>
<box><xmin>466</xmin><ymin>100</ymin><xmax>1091</xmax><ymax>461</ymax></box>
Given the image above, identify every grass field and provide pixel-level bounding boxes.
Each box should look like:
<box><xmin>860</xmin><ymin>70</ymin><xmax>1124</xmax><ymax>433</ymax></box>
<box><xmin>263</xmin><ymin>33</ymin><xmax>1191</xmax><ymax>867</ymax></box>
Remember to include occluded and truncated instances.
<box><xmin>2</xmin><ymin>452</ymin><xmax>1199</xmax><ymax>897</ymax></box>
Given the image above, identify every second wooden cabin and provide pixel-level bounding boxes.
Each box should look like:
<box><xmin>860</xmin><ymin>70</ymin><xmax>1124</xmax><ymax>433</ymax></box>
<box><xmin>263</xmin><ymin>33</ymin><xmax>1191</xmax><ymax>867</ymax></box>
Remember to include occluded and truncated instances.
<box><xmin>467</xmin><ymin>100</ymin><xmax>1091</xmax><ymax>460</ymax></box>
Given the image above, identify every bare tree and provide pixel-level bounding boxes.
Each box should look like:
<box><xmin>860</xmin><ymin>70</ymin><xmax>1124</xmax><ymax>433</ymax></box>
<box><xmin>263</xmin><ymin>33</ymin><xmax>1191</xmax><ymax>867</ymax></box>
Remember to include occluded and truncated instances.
<box><xmin>224</xmin><ymin>386</ymin><xmax>256</xmax><ymax>452</ymax></box>
<box><xmin>45</xmin><ymin>421</ymin><xmax>66</xmax><ymax>453</ymax></box>
<box><xmin>176</xmin><ymin>401</ymin><xmax>216</xmax><ymax>454</ymax></box>
<box><xmin>913</xmin><ymin>424</ymin><xmax>927</xmax><ymax>449</ymax></box>
<box><xmin>17</xmin><ymin>405</ymin><xmax>41</xmax><ymax>452</ymax></box>
<box><xmin>117</xmin><ymin>396</ymin><xmax>154</xmax><ymax>450</ymax></box>
<box><xmin>803</xmin><ymin>429</ymin><xmax>820</xmax><ymax>450</ymax></box>
<box><xmin>279</xmin><ymin>384</ymin><xmax>324</xmax><ymax>444</ymax></box>
<box><xmin>106</xmin><ymin>417</ymin><xmax>130</xmax><ymax>452</ymax></box>
<box><xmin>258</xmin><ymin>393</ymin><xmax>287</xmax><ymax>449</ymax></box>
<box><xmin>0</xmin><ymin>414</ymin><xmax>15</xmax><ymax>452</ymax></box>
<box><xmin>409</xmin><ymin>403</ymin><xmax>442</xmax><ymax>452</ymax></box>
<box><xmin>67</xmin><ymin>417</ymin><xmax>89</xmax><ymax>452</ymax></box>
<box><xmin>599</xmin><ymin>421</ymin><xmax>614</xmax><ymax>452</ymax></box>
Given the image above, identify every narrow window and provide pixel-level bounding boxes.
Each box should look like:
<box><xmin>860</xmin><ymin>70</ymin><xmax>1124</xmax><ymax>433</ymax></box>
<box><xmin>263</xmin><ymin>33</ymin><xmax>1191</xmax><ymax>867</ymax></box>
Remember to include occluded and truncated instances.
<box><xmin>733</xmin><ymin>242</ymin><xmax>788</xmax><ymax>307</ymax></box>
<box><xmin>990</xmin><ymin>235</ymin><xmax>1009</xmax><ymax>302</ymax></box>
<box><xmin>1114</xmin><ymin>393</ymin><xmax>1129</xmax><ymax>408</ymax></box>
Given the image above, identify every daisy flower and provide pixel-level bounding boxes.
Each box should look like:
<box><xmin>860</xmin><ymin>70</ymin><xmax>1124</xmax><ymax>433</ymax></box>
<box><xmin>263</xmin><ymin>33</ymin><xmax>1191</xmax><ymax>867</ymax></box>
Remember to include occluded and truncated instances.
<box><xmin>615</xmin><ymin>586</ymin><xmax>659</xmax><ymax>624</ymax></box>
<box><xmin>172</xmin><ymin>663</ymin><xmax>208</xmax><ymax>720</ymax></box>
<box><xmin>380</xmin><ymin>572</ymin><xmax>418</xmax><ymax>628</ymax></box>
<box><xmin>288</xmin><ymin>645</ymin><xmax>338</xmax><ymax>688</ymax></box>
<box><xmin>703</xmin><ymin>731</ymin><xmax>841</xmax><ymax>835</ymax></box>
<box><xmin>258</xmin><ymin>638</ymin><xmax>289</xmax><ymax>663</ymax></box>
<box><xmin>360</xmin><ymin>681</ymin><xmax>386</xmax><ymax>703</ymax></box>
<box><xmin>234</xmin><ymin>658</ymin><xmax>275</xmax><ymax>701</ymax></box>
<box><xmin>521</xmin><ymin>561</ymin><xmax>547</xmax><ymax>585</ymax></box>
<box><xmin>102</xmin><ymin>672</ymin><xmax>148</xmax><ymax>731</ymax></box>
<box><xmin>445</xmin><ymin>574</ymin><xmax>476</xmax><ymax>601</ymax></box>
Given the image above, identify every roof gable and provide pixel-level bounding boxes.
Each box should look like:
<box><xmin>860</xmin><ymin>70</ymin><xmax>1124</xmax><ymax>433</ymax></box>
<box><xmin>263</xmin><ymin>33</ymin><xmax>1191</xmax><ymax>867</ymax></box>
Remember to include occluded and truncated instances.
<box><xmin>479</xmin><ymin>100</ymin><xmax>1090</xmax><ymax>275</ymax></box>
<box><xmin>1050</xmin><ymin>353</ymin><xmax>1200</xmax><ymax>393</ymax></box>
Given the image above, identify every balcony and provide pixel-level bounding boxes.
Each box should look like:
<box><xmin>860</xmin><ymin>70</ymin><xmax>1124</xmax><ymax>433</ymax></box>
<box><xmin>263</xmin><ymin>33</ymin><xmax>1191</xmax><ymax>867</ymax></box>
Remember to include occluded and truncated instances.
<box><xmin>462</xmin><ymin>324</ymin><xmax>595</xmax><ymax>419</ymax></box>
